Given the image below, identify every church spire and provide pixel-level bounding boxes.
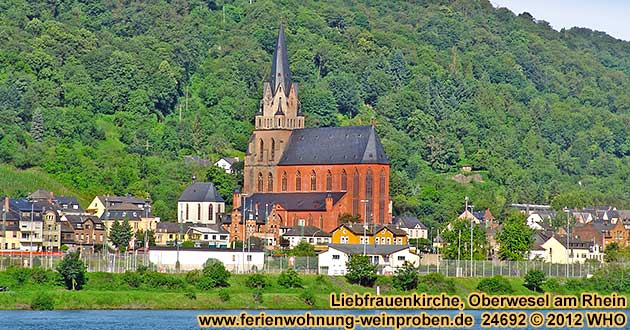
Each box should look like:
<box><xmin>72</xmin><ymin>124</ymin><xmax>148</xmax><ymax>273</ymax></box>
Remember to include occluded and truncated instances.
<box><xmin>270</xmin><ymin>24</ymin><xmax>292</xmax><ymax>96</ymax></box>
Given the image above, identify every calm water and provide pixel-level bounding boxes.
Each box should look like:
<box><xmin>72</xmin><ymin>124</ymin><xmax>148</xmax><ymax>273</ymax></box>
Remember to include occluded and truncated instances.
<box><xmin>0</xmin><ymin>309</ymin><xmax>628</xmax><ymax>330</ymax></box>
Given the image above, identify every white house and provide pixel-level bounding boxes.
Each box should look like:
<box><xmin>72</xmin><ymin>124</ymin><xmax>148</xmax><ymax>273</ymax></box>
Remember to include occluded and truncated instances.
<box><xmin>318</xmin><ymin>244</ymin><xmax>420</xmax><ymax>276</ymax></box>
<box><xmin>186</xmin><ymin>225</ymin><xmax>230</xmax><ymax>248</ymax></box>
<box><xmin>392</xmin><ymin>216</ymin><xmax>428</xmax><ymax>239</ymax></box>
<box><xmin>214</xmin><ymin>157</ymin><xmax>240</xmax><ymax>174</ymax></box>
<box><xmin>149</xmin><ymin>247</ymin><xmax>264</xmax><ymax>272</ymax></box>
<box><xmin>281</xmin><ymin>225</ymin><xmax>332</xmax><ymax>248</ymax></box>
<box><xmin>178</xmin><ymin>182</ymin><xmax>225</xmax><ymax>224</ymax></box>
<box><xmin>531</xmin><ymin>234</ymin><xmax>603</xmax><ymax>264</ymax></box>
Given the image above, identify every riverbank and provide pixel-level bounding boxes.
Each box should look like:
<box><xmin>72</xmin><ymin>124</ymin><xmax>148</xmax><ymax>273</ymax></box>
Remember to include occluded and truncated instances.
<box><xmin>0</xmin><ymin>268</ymin><xmax>625</xmax><ymax>310</ymax></box>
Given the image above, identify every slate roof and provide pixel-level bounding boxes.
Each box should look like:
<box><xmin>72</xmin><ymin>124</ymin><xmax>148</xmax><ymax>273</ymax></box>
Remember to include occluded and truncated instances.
<box><xmin>392</xmin><ymin>216</ymin><xmax>427</xmax><ymax>230</ymax></box>
<box><xmin>282</xmin><ymin>225</ymin><xmax>332</xmax><ymax>237</ymax></box>
<box><xmin>178</xmin><ymin>182</ymin><xmax>225</xmax><ymax>203</ymax></box>
<box><xmin>243</xmin><ymin>192</ymin><xmax>346</xmax><ymax>213</ymax></box>
<box><xmin>28</xmin><ymin>189</ymin><xmax>52</xmax><ymax>200</ymax></box>
<box><xmin>64</xmin><ymin>215</ymin><xmax>104</xmax><ymax>230</ymax></box>
<box><xmin>270</xmin><ymin>24</ymin><xmax>292</xmax><ymax>96</ymax></box>
<box><xmin>156</xmin><ymin>222</ymin><xmax>192</xmax><ymax>233</ymax></box>
<box><xmin>97</xmin><ymin>195</ymin><xmax>148</xmax><ymax>206</ymax></box>
<box><xmin>56</xmin><ymin>196</ymin><xmax>84</xmax><ymax>212</ymax></box>
<box><xmin>327</xmin><ymin>244</ymin><xmax>412</xmax><ymax>256</ymax></box>
<box><xmin>279</xmin><ymin>126</ymin><xmax>389</xmax><ymax>165</ymax></box>
<box><xmin>100</xmin><ymin>209</ymin><xmax>142</xmax><ymax>221</ymax></box>
<box><xmin>188</xmin><ymin>225</ymin><xmax>229</xmax><ymax>235</ymax></box>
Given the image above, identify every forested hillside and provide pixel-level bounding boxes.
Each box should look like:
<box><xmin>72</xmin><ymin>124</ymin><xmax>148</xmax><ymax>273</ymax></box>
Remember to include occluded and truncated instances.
<box><xmin>1</xmin><ymin>0</ymin><xmax>629</xmax><ymax>226</ymax></box>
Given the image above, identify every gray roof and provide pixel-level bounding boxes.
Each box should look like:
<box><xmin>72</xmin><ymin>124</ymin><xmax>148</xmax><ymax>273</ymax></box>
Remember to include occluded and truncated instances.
<box><xmin>279</xmin><ymin>126</ymin><xmax>389</xmax><ymax>165</ymax></box>
<box><xmin>100</xmin><ymin>209</ymin><xmax>142</xmax><ymax>221</ymax></box>
<box><xmin>28</xmin><ymin>189</ymin><xmax>52</xmax><ymax>200</ymax></box>
<box><xmin>157</xmin><ymin>222</ymin><xmax>192</xmax><ymax>233</ymax></box>
<box><xmin>327</xmin><ymin>244</ymin><xmax>412</xmax><ymax>256</ymax></box>
<box><xmin>270</xmin><ymin>24</ymin><xmax>292</xmax><ymax>96</ymax></box>
<box><xmin>56</xmin><ymin>196</ymin><xmax>83</xmax><ymax>211</ymax></box>
<box><xmin>392</xmin><ymin>216</ymin><xmax>426</xmax><ymax>230</ymax></box>
<box><xmin>243</xmin><ymin>192</ymin><xmax>345</xmax><ymax>213</ymax></box>
<box><xmin>283</xmin><ymin>226</ymin><xmax>332</xmax><ymax>237</ymax></box>
<box><xmin>178</xmin><ymin>182</ymin><xmax>225</xmax><ymax>203</ymax></box>
<box><xmin>97</xmin><ymin>195</ymin><xmax>148</xmax><ymax>206</ymax></box>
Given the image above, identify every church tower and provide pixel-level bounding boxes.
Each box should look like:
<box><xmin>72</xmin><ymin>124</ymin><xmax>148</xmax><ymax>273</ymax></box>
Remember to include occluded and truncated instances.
<box><xmin>244</xmin><ymin>24</ymin><xmax>303</xmax><ymax>194</ymax></box>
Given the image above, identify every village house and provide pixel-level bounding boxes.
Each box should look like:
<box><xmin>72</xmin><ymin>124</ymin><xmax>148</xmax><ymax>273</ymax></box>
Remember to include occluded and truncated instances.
<box><xmin>318</xmin><ymin>244</ymin><xmax>419</xmax><ymax>275</ymax></box>
<box><xmin>177</xmin><ymin>182</ymin><xmax>225</xmax><ymax>225</ymax></box>
<box><xmin>185</xmin><ymin>225</ymin><xmax>230</xmax><ymax>248</ymax></box>
<box><xmin>531</xmin><ymin>232</ymin><xmax>603</xmax><ymax>264</ymax></box>
<box><xmin>330</xmin><ymin>223</ymin><xmax>408</xmax><ymax>245</ymax></box>
<box><xmin>62</xmin><ymin>215</ymin><xmax>106</xmax><ymax>252</ymax></box>
<box><xmin>87</xmin><ymin>194</ymin><xmax>151</xmax><ymax>218</ymax></box>
<box><xmin>214</xmin><ymin>157</ymin><xmax>240</xmax><ymax>174</ymax></box>
<box><xmin>281</xmin><ymin>225</ymin><xmax>332</xmax><ymax>248</ymax></box>
<box><xmin>149</xmin><ymin>246</ymin><xmax>265</xmax><ymax>272</ymax></box>
<box><xmin>392</xmin><ymin>215</ymin><xmax>428</xmax><ymax>239</ymax></box>
<box><xmin>1</xmin><ymin>197</ymin><xmax>21</xmax><ymax>251</ymax></box>
<box><xmin>100</xmin><ymin>203</ymin><xmax>159</xmax><ymax>237</ymax></box>
<box><xmin>154</xmin><ymin>222</ymin><xmax>192</xmax><ymax>247</ymax></box>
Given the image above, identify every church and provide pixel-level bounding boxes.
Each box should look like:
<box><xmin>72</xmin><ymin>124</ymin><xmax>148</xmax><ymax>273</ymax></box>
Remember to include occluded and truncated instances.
<box><xmin>229</xmin><ymin>25</ymin><xmax>391</xmax><ymax>246</ymax></box>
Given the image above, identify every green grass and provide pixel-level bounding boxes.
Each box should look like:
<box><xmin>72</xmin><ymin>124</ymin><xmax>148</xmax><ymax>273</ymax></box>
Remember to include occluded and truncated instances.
<box><xmin>0</xmin><ymin>164</ymin><xmax>91</xmax><ymax>205</ymax></box>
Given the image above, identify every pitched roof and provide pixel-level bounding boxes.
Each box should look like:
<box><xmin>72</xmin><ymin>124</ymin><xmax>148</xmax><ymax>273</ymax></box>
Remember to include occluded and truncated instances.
<box><xmin>243</xmin><ymin>192</ymin><xmax>345</xmax><ymax>213</ymax></box>
<box><xmin>327</xmin><ymin>244</ymin><xmax>412</xmax><ymax>256</ymax></box>
<box><xmin>279</xmin><ymin>126</ymin><xmax>389</xmax><ymax>165</ymax></box>
<box><xmin>282</xmin><ymin>226</ymin><xmax>332</xmax><ymax>237</ymax></box>
<box><xmin>28</xmin><ymin>189</ymin><xmax>52</xmax><ymax>200</ymax></box>
<box><xmin>178</xmin><ymin>182</ymin><xmax>225</xmax><ymax>203</ymax></box>
<box><xmin>270</xmin><ymin>23</ymin><xmax>292</xmax><ymax>96</ymax></box>
<box><xmin>56</xmin><ymin>196</ymin><xmax>83</xmax><ymax>211</ymax></box>
<box><xmin>393</xmin><ymin>216</ymin><xmax>427</xmax><ymax>229</ymax></box>
<box><xmin>187</xmin><ymin>225</ymin><xmax>229</xmax><ymax>235</ymax></box>
<box><xmin>97</xmin><ymin>195</ymin><xmax>148</xmax><ymax>206</ymax></box>
<box><xmin>334</xmin><ymin>223</ymin><xmax>407</xmax><ymax>236</ymax></box>
<box><xmin>156</xmin><ymin>222</ymin><xmax>192</xmax><ymax>233</ymax></box>
<box><xmin>100</xmin><ymin>209</ymin><xmax>142</xmax><ymax>221</ymax></box>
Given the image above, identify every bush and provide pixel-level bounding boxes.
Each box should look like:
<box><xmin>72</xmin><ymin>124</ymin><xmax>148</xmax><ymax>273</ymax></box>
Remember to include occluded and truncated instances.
<box><xmin>142</xmin><ymin>271</ymin><xmax>185</xmax><ymax>289</ymax></box>
<box><xmin>122</xmin><ymin>271</ymin><xmax>142</xmax><ymax>288</ymax></box>
<box><xmin>345</xmin><ymin>255</ymin><xmax>377</xmax><ymax>287</ymax></box>
<box><xmin>56</xmin><ymin>251</ymin><xmax>87</xmax><ymax>290</ymax></box>
<box><xmin>198</xmin><ymin>260</ymin><xmax>230</xmax><ymax>290</ymax></box>
<box><xmin>590</xmin><ymin>265</ymin><xmax>630</xmax><ymax>293</ymax></box>
<box><xmin>300</xmin><ymin>290</ymin><xmax>315</xmax><ymax>306</ymax></box>
<box><xmin>8</xmin><ymin>267</ymin><xmax>31</xmax><ymax>286</ymax></box>
<box><xmin>542</xmin><ymin>277</ymin><xmax>560</xmax><ymax>292</ymax></box>
<box><xmin>218</xmin><ymin>288</ymin><xmax>231</xmax><ymax>302</ymax></box>
<box><xmin>392</xmin><ymin>261</ymin><xmax>418</xmax><ymax>291</ymax></box>
<box><xmin>30</xmin><ymin>267</ymin><xmax>52</xmax><ymax>285</ymax></box>
<box><xmin>524</xmin><ymin>270</ymin><xmax>546</xmax><ymax>292</ymax></box>
<box><xmin>277</xmin><ymin>268</ymin><xmax>303</xmax><ymax>288</ymax></box>
<box><xmin>417</xmin><ymin>273</ymin><xmax>456</xmax><ymax>294</ymax></box>
<box><xmin>184</xmin><ymin>288</ymin><xmax>197</xmax><ymax>300</ymax></box>
<box><xmin>136</xmin><ymin>265</ymin><xmax>150</xmax><ymax>274</ymax></box>
<box><xmin>246</xmin><ymin>274</ymin><xmax>268</xmax><ymax>289</ymax></box>
<box><xmin>31</xmin><ymin>293</ymin><xmax>54</xmax><ymax>310</ymax></box>
<box><xmin>253</xmin><ymin>289</ymin><xmax>263</xmax><ymax>304</ymax></box>
<box><xmin>185</xmin><ymin>269</ymin><xmax>203</xmax><ymax>285</ymax></box>
<box><xmin>477</xmin><ymin>275</ymin><xmax>513</xmax><ymax>294</ymax></box>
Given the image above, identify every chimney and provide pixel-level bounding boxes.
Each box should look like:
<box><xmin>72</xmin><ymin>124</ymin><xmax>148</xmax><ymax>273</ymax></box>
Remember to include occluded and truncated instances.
<box><xmin>325</xmin><ymin>193</ymin><xmax>333</xmax><ymax>211</ymax></box>
<box><xmin>49</xmin><ymin>191</ymin><xmax>54</xmax><ymax>202</ymax></box>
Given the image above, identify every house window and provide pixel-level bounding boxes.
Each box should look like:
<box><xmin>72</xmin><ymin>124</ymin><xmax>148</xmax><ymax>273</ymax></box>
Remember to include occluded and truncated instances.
<box><xmin>326</xmin><ymin>170</ymin><xmax>332</xmax><ymax>191</ymax></box>
<box><xmin>375</xmin><ymin>237</ymin><xmax>380</xmax><ymax>245</ymax></box>
<box><xmin>341</xmin><ymin>170</ymin><xmax>347</xmax><ymax>191</ymax></box>
<box><xmin>310</xmin><ymin>170</ymin><xmax>317</xmax><ymax>191</ymax></box>
<box><xmin>267</xmin><ymin>173</ymin><xmax>274</xmax><ymax>192</ymax></box>
<box><xmin>281</xmin><ymin>172</ymin><xmax>287</xmax><ymax>191</ymax></box>
<box><xmin>397</xmin><ymin>256</ymin><xmax>405</xmax><ymax>261</ymax></box>
<box><xmin>295</xmin><ymin>171</ymin><xmax>301</xmax><ymax>191</ymax></box>
<box><xmin>257</xmin><ymin>172</ymin><xmax>264</xmax><ymax>192</ymax></box>
<box><xmin>247</xmin><ymin>255</ymin><xmax>252</xmax><ymax>262</ymax></box>
<box><xmin>332</xmin><ymin>255</ymin><xmax>340</xmax><ymax>260</ymax></box>
<box><xmin>341</xmin><ymin>236</ymin><xmax>349</xmax><ymax>244</ymax></box>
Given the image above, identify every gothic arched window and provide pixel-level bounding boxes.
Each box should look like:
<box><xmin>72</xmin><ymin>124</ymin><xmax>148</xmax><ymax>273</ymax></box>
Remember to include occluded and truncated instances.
<box><xmin>270</xmin><ymin>138</ymin><xmax>276</xmax><ymax>161</ymax></box>
<box><xmin>267</xmin><ymin>173</ymin><xmax>274</xmax><ymax>192</ymax></box>
<box><xmin>257</xmin><ymin>172</ymin><xmax>264</xmax><ymax>192</ymax></box>
<box><xmin>258</xmin><ymin>139</ymin><xmax>264</xmax><ymax>161</ymax></box>
<box><xmin>352</xmin><ymin>169</ymin><xmax>359</xmax><ymax>216</ymax></box>
<box><xmin>365</xmin><ymin>169</ymin><xmax>373</xmax><ymax>223</ymax></box>
<box><xmin>341</xmin><ymin>169</ymin><xmax>347</xmax><ymax>191</ymax></box>
<box><xmin>295</xmin><ymin>171</ymin><xmax>301</xmax><ymax>191</ymax></box>
<box><xmin>326</xmin><ymin>170</ymin><xmax>332</xmax><ymax>191</ymax></box>
<box><xmin>310</xmin><ymin>170</ymin><xmax>317</xmax><ymax>191</ymax></box>
<box><xmin>209</xmin><ymin>204</ymin><xmax>214</xmax><ymax>222</ymax></box>
<box><xmin>379</xmin><ymin>170</ymin><xmax>386</xmax><ymax>224</ymax></box>
<box><xmin>281</xmin><ymin>171</ymin><xmax>287</xmax><ymax>192</ymax></box>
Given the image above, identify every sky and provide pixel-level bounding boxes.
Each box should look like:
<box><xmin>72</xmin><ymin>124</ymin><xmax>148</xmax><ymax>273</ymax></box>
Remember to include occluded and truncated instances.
<box><xmin>490</xmin><ymin>0</ymin><xmax>630</xmax><ymax>41</ymax></box>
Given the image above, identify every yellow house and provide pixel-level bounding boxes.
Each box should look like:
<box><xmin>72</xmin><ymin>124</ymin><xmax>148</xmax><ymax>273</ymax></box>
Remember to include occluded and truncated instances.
<box><xmin>155</xmin><ymin>222</ymin><xmax>193</xmax><ymax>246</ymax></box>
<box><xmin>331</xmin><ymin>223</ymin><xmax>408</xmax><ymax>245</ymax></box>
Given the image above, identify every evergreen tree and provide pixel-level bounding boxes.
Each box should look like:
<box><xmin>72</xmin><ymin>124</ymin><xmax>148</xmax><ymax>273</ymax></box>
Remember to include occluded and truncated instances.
<box><xmin>31</xmin><ymin>108</ymin><xmax>44</xmax><ymax>142</ymax></box>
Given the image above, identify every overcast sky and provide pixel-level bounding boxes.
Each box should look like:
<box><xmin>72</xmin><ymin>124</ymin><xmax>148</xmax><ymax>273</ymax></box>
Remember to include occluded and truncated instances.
<box><xmin>490</xmin><ymin>0</ymin><xmax>630</xmax><ymax>41</ymax></box>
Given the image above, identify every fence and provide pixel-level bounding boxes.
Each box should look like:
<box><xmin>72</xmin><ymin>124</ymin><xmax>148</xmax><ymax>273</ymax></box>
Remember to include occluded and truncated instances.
<box><xmin>0</xmin><ymin>252</ymin><xmax>615</xmax><ymax>278</ymax></box>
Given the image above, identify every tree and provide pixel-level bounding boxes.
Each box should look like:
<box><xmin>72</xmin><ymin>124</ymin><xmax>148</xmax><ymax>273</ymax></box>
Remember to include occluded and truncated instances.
<box><xmin>496</xmin><ymin>212</ymin><xmax>534</xmax><ymax>261</ymax></box>
<box><xmin>277</xmin><ymin>268</ymin><xmax>303</xmax><ymax>288</ymax></box>
<box><xmin>289</xmin><ymin>240</ymin><xmax>316</xmax><ymax>257</ymax></box>
<box><xmin>135</xmin><ymin>229</ymin><xmax>156</xmax><ymax>247</ymax></box>
<box><xmin>440</xmin><ymin>219</ymin><xmax>487</xmax><ymax>260</ymax></box>
<box><xmin>524</xmin><ymin>270</ymin><xmax>546</xmax><ymax>292</ymax></box>
<box><xmin>338</xmin><ymin>213</ymin><xmax>360</xmax><ymax>224</ymax></box>
<box><xmin>392</xmin><ymin>261</ymin><xmax>418</xmax><ymax>291</ymax></box>
<box><xmin>198</xmin><ymin>259</ymin><xmax>230</xmax><ymax>289</ymax></box>
<box><xmin>31</xmin><ymin>108</ymin><xmax>44</xmax><ymax>142</ymax></box>
<box><xmin>109</xmin><ymin>220</ymin><xmax>133</xmax><ymax>251</ymax></box>
<box><xmin>345</xmin><ymin>255</ymin><xmax>377</xmax><ymax>287</ymax></box>
<box><xmin>56</xmin><ymin>251</ymin><xmax>87</xmax><ymax>290</ymax></box>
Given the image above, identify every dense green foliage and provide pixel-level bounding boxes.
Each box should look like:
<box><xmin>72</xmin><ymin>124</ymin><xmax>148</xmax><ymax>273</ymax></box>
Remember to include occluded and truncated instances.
<box><xmin>31</xmin><ymin>292</ymin><xmax>55</xmax><ymax>310</ymax></box>
<box><xmin>496</xmin><ymin>212</ymin><xmax>534</xmax><ymax>261</ymax></box>
<box><xmin>392</xmin><ymin>261</ymin><xmax>419</xmax><ymax>291</ymax></box>
<box><xmin>56</xmin><ymin>251</ymin><xmax>87</xmax><ymax>290</ymax></box>
<box><xmin>245</xmin><ymin>273</ymin><xmax>268</xmax><ymax>289</ymax></box>
<box><xmin>199</xmin><ymin>259</ymin><xmax>231</xmax><ymax>289</ymax></box>
<box><xmin>288</xmin><ymin>240</ymin><xmax>316</xmax><ymax>257</ymax></box>
<box><xmin>476</xmin><ymin>275</ymin><xmax>513</xmax><ymax>294</ymax></box>
<box><xmin>523</xmin><ymin>270</ymin><xmax>546</xmax><ymax>292</ymax></box>
<box><xmin>345</xmin><ymin>255</ymin><xmax>377</xmax><ymax>287</ymax></box>
<box><xmin>1</xmin><ymin>0</ymin><xmax>630</xmax><ymax>224</ymax></box>
<box><xmin>109</xmin><ymin>220</ymin><xmax>133</xmax><ymax>251</ymax></box>
<box><xmin>277</xmin><ymin>268</ymin><xmax>303</xmax><ymax>288</ymax></box>
<box><xmin>440</xmin><ymin>219</ymin><xmax>487</xmax><ymax>260</ymax></box>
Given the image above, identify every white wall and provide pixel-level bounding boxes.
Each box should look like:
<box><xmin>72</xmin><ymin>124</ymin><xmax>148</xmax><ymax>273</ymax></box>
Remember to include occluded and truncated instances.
<box><xmin>318</xmin><ymin>247</ymin><xmax>421</xmax><ymax>276</ymax></box>
<box><xmin>286</xmin><ymin>236</ymin><xmax>331</xmax><ymax>248</ymax></box>
<box><xmin>149</xmin><ymin>249</ymin><xmax>264</xmax><ymax>272</ymax></box>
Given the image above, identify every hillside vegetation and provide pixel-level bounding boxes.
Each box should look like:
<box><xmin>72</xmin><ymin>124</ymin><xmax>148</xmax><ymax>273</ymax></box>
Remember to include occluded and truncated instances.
<box><xmin>1</xmin><ymin>0</ymin><xmax>629</xmax><ymax>225</ymax></box>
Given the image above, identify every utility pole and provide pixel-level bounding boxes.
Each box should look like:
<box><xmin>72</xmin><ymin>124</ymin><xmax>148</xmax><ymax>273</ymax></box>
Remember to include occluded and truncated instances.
<box><xmin>2</xmin><ymin>197</ymin><xmax>6</xmax><ymax>251</ymax></box>
<box><xmin>457</xmin><ymin>229</ymin><xmax>461</xmax><ymax>276</ymax></box>
<box><xmin>241</xmin><ymin>193</ymin><xmax>247</xmax><ymax>274</ymax></box>
<box><xmin>360</xmin><ymin>200</ymin><xmax>369</xmax><ymax>256</ymax></box>
<box><xmin>30</xmin><ymin>203</ymin><xmax>34</xmax><ymax>267</ymax></box>
<box><xmin>470</xmin><ymin>204</ymin><xmax>474</xmax><ymax>277</ymax></box>
<box><xmin>565</xmin><ymin>208</ymin><xmax>570</xmax><ymax>277</ymax></box>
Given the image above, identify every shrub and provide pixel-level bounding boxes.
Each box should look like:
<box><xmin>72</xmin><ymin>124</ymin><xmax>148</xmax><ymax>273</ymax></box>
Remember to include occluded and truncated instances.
<box><xmin>60</xmin><ymin>245</ymin><xmax>69</xmax><ymax>252</ymax></box>
<box><xmin>277</xmin><ymin>268</ymin><xmax>303</xmax><ymax>288</ymax></box>
<box><xmin>542</xmin><ymin>277</ymin><xmax>560</xmax><ymax>292</ymax></box>
<box><xmin>345</xmin><ymin>255</ymin><xmax>377</xmax><ymax>287</ymax></box>
<box><xmin>392</xmin><ymin>261</ymin><xmax>418</xmax><ymax>291</ymax></box>
<box><xmin>31</xmin><ymin>293</ymin><xmax>54</xmax><ymax>310</ymax></box>
<box><xmin>136</xmin><ymin>265</ymin><xmax>150</xmax><ymax>274</ymax></box>
<box><xmin>122</xmin><ymin>271</ymin><xmax>142</xmax><ymax>288</ymax></box>
<box><xmin>142</xmin><ymin>271</ymin><xmax>185</xmax><ymax>289</ymax></box>
<box><xmin>198</xmin><ymin>260</ymin><xmax>230</xmax><ymax>290</ymax></box>
<box><xmin>56</xmin><ymin>251</ymin><xmax>87</xmax><ymax>290</ymax></box>
<box><xmin>185</xmin><ymin>269</ymin><xmax>203</xmax><ymax>285</ymax></box>
<box><xmin>184</xmin><ymin>288</ymin><xmax>197</xmax><ymax>300</ymax></box>
<box><xmin>590</xmin><ymin>265</ymin><xmax>630</xmax><ymax>293</ymax></box>
<box><xmin>477</xmin><ymin>275</ymin><xmax>513</xmax><ymax>294</ymax></box>
<box><xmin>246</xmin><ymin>274</ymin><xmax>268</xmax><ymax>289</ymax></box>
<box><xmin>417</xmin><ymin>273</ymin><xmax>456</xmax><ymax>294</ymax></box>
<box><xmin>218</xmin><ymin>288</ymin><xmax>231</xmax><ymax>302</ymax></box>
<box><xmin>8</xmin><ymin>267</ymin><xmax>31</xmax><ymax>286</ymax></box>
<box><xmin>524</xmin><ymin>270</ymin><xmax>546</xmax><ymax>292</ymax></box>
<box><xmin>253</xmin><ymin>289</ymin><xmax>263</xmax><ymax>304</ymax></box>
<box><xmin>30</xmin><ymin>267</ymin><xmax>51</xmax><ymax>285</ymax></box>
<box><xmin>300</xmin><ymin>290</ymin><xmax>315</xmax><ymax>306</ymax></box>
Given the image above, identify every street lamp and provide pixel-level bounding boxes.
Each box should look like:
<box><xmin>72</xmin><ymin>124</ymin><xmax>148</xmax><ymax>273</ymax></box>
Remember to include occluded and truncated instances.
<box><xmin>360</xmin><ymin>200</ymin><xmax>369</xmax><ymax>256</ymax></box>
<box><xmin>240</xmin><ymin>193</ymin><xmax>248</xmax><ymax>274</ymax></box>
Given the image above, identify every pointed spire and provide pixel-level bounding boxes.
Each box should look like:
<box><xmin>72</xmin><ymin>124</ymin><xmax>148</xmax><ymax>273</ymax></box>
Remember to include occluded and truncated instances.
<box><xmin>270</xmin><ymin>24</ymin><xmax>292</xmax><ymax>96</ymax></box>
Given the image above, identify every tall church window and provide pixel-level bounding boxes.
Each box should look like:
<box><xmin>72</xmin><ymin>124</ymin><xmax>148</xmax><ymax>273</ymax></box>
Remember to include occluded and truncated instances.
<box><xmin>198</xmin><ymin>203</ymin><xmax>201</xmax><ymax>220</ymax></box>
<box><xmin>281</xmin><ymin>172</ymin><xmax>287</xmax><ymax>191</ymax></box>
<box><xmin>258</xmin><ymin>139</ymin><xmax>264</xmax><ymax>161</ymax></box>
<box><xmin>257</xmin><ymin>172</ymin><xmax>264</xmax><ymax>192</ymax></box>
<box><xmin>270</xmin><ymin>139</ymin><xmax>275</xmax><ymax>161</ymax></box>
<box><xmin>209</xmin><ymin>204</ymin><xmax>214</xmax><ymax>222</ymax></box>
<box><xmin>352</xmin><ymin>169</ymin><xmax>359</xmax><ymax>216</ymax></box>
<box><xmin>310</xmin><ymin>170</ymin><xmax>317</xmax><ymax>191</ymax></box>
<box><xmin>295</xmin><ymin>171</ymin><xmax>301</xmax><ymax>191</ymax></box>
<box><xmin>186</xmin><ymin>204</ymin><xmax>189</xmax><ymax>220</ymax></box>
<box><xmin>267</xmin><ymin>173</ymin><xmax>274</xmax><ymax>192</ymax></box>
<box><xmin>326</xmin><ymin>170</ymin><xmax>332</xmax><ymax>191</ymax></box>
<box><xmin>379</xmin><ymin>170</ymin><xmax>386</xmax><ymax>224</ymax></box>
<box><xmin>365</xmin><ymin>169</ymin><xmax>373</xmax><ymax>224</ymax></box>
<box><xmin>341</xmin><ymin>170</ymin><xmax>347</xmax><ymax>191</ymax></box>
